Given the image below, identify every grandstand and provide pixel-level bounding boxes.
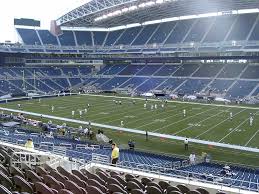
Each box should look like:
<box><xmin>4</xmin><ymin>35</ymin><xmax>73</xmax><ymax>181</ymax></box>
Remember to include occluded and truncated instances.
<box><xmin>0</xmin><ymin>0</ymin><xmax>259</xmax><ymax>193</ymax></box>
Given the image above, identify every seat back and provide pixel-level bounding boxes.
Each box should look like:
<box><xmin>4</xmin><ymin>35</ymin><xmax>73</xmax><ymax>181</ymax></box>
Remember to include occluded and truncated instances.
<box><xmin>177</xmin><ymin>184</ymin><xmax>190</xmax><ymax>194</ymax></box>
<box><xmin>107</xmin><ymin>183</ymin><xmax>127</xmax><ymax>194</ymax></box>
<box><xmin>57</xmin><ymin>166</ymin><xmax>71</xmax><ymax>178</ymax></box>
<box><xmin>44</xmin><ymin>175</ymin><xmax>64</xmax><ymax>190</ymax></box>
<box><xmin>87</xmin><ymin>179</ymin><xmax>106</xmax><ymax>193</ymax></box>
<box><xmin>146</xmin><ymin>186</ymin><xmax>162</xmax><ymax>194</ymax></box>
<box><xmin>50</xmin><ymin>170</ymin><xmax>67</xmax><ymax>183</ymax></box>
<box><xmin>0</xmin><ymin>184</ymin><xmax>12</xmax><ymax>194</ymax></box>
<box><xmin>36</xmin><ymin>166</ymin><xmax>48</xmax><ymax>177</ymax></box>
<box><xmin>69</xmin><ymin>173</ymin><xmax>87</xmax><ymax>188</ymax></box>
<box><xmin>159</xmin><ymin>180</ymin><xmax>170</xmax><ymax>191</ymax></box>
<box><xmin>13</xmin><ymin>175</ymin><xmax>33</xmax><ymax>193</ymax></box>
<box><xmin>0</xmin><ymin>171</ymin><xmax>13</xmax><ymax>190</ymax></box>
<box><xmin>26</xmin><ymin>170</ymin><xmax>42</xmax><ymax>183</ymax></box>
<box><xmin>58</xmin><ymin>189</ymin><xmax>74</xmax><ymax>194</ymax></box>
<box><xmin>0</xmin><ymin>164</ymin><xmax>9</xmax><ymax>176</ymax></box>
<box><xmin>196</xmin><ymin>188</ymin><xmax>209</xmax><ymax>194</ymax></box>
<box><xmin>64</xmin><ymin>180</ymin><xmax>83</xmax><ymax>194</ymax></box>
<box><xmin>141</xmin><ymin>177</ymin><xmax>152</xmax><ymax>186</ymax></box>
<box><xmin>72</xmin><ymin>170</ymin><xmax>88</xmax><ymax>182</ymax></box>
<box><xmin>86</xmin><ymin>185</ymin><xmax>104</xmax><ymax>194</ymax></box>
<box><xmin>10</xmin><ymin>166</ymin><xmax>25</xmax><ymax>178</ymax></box>
<box><xmin>35</xmin><ymin>182</ymin><xmax>54</xmax><ymax>194</ymax></box>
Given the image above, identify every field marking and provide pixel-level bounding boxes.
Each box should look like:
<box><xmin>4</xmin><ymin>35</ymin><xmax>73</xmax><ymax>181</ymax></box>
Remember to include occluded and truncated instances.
<box><xmin>173</xmin><ymin>108</ymin><xmax>227</xmax><ymax>135</ymax></box>
<box><xmin>218</xmin><ymin>110</ymin><xmax>259</xmax><ymax>143</ymax></box>
<box><xmin>1</xmin><ymin>106</ymin><xmax>259</xmax><ymax>154</ymax></box>
<box><xmin>195</xmin><ymin>109</ymin><xmax>246</xmax><ymax>138</ymax></box>
<box><xmin>81</xmin><ymin>93</ymin><xmax>259</xmax><ymax>110</ymax></box>
<box><xmin>128</xmin><ymin>105</ymin><xmax>191</xmax><ymax>129</ymax></box>
<box><xmin>152</xmin><ymin>107</ymin><xmax>217</xmax><ymax>132</ymax></box>
<box><xmin>244</xmin><ymin>129</ymin><xmax>259</xmax><ymax>146</ymax></box>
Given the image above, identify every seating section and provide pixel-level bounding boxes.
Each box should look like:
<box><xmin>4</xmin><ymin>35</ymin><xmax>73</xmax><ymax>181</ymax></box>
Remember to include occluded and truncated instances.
<box><xmin>240</xmin><ymin>65</ymin><xmax>259</xmax><ymax>79</ymax></box>
<box><xmin>227</xmin><ymin>80</ymin><xmax>258</xmax><ymax>98</ymax></box>
<box><xmin>16</xmin><ymin>28</ymin><xmax>41</xmax><ymax>45</ymax></box>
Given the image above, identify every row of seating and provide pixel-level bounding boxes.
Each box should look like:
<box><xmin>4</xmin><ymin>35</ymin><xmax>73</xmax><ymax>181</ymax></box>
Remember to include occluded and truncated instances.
<box><xmin>17</xmin><ymin>13</ymin><xmax>259</xmax><ymax>47</ymax></box>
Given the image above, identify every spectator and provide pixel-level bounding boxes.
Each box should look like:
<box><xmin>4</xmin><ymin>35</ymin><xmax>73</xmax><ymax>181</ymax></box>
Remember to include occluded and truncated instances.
<box><xmin>128</xmin><ymin>139</ymin><xmax>135</xmax><ymax>150</ymax></box>
<box><xmin>146</xmin><ymin>131</ymin><xmax>148</xmax><ymax>141</ymax></box>
<box><xmin>189</xmin><ymin>152</ymin><xmax>196</xmax><ymax>165</ymax></box>
<box><xmin>111</xmin><ymin>143</ymin><xmax>119</xmax><ymax>165</ymax></box>
<box><xmin>24</xmin><ymin>138</ymin><xmax>34</xmax><ymax>149</ymax></box>
<box><xmin>184</xmin><ymin>138</ymin><xmax>189</xmax><ymax>150</ymax></box>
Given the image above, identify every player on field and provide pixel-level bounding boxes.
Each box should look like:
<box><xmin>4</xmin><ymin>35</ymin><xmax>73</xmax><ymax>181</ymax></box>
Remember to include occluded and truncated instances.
<box><xmin>183</xmin><ymin>109</ymin><xmax>186</xmax><ymax>117</ymax></box>
<box><xmin>144</xmin><ymin>103</ymin><xmax>147</xmax><ymax>109</ymax></box>
<box><xmin>119</xmin><ymin>101</ymin><xmax>122</xmax><ymax>105</ymax></box>
<box><xmin>51</xmin><ymin>105</ymin><xmax>55</xmax><ymax>112</ymax></box>
<box><xmin>161</xmin><ymin>104</ymin><xmax>164</xmax><ymax>109</ymax></box>
<box><xmin>17</xmin><ymin>104</ymin><xmax>21</xmax><ymax>109</ymax></box>
<box><xmin>249</xmin><ymin>115</ymin><xmax>253</xmax><ymax>126</ymax></box>
<box><xmin>79</xmin><ymin>110</ymin><xmax>82</xmax><ymax>118</ymax></box>
<box><xmin>121</xmin><ymin>120</ymin><xmax>124</xmax><ymax>127</ymax></box>
<box><xmin>38</xmin><ymin>98</ymin><xmax>41</xmax><ymax>103</ymax></box>
<box><xmin>154</xmin><ymin>104</ymin><xmax>157</xmax><ymax>109</ymax></box>
<box><xmin>230</xmin><ymin>112</ymin><xmax>233</xmax><ymax>121</ymax></box>
<box><xmin>72</xmin><ymin>110</ymin><xmax>75</xmax><ymax>117</ymax></box>
<box><xmin>87</xmin><ymin>104</ymin><xmax>90</xmax><ymax>108</ymax></box>
<box><xmin>151</xmin><ymin>105</ymin><xmax>154</xmax><ymax>111</ymax></box>
<box><xmin>132</xmin><ymin>100</ymin><xmax>136</xmax><ymax>105</ymax></box>
<box><xmin>84</xmin><ymin>108</ymin><xmax>88</xmax><ymax>113</ymax></box>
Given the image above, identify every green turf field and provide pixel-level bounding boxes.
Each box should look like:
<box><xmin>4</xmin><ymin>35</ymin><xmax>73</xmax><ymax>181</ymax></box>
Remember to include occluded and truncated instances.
<box><xmin>1</xmin><ymin>94</ymin><xmax>259</xmax><ymax>166</ymax></box>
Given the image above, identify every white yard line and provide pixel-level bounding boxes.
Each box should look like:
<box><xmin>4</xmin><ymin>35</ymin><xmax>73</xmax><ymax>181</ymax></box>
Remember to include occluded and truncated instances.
<box><xmin>81</xmin><ymin>93</ymin><xmax>259</xmax><ymax>110</ymax></box>
<box><xmin>173</xmin><ymin>108</ymin><xmax>228</xmax><ymax>135</ymax></box>
<box><xmin>152</xmin><ymin>107</ymin><xmax>217</xmax><ymax>132</ymax></box>
<box><xmin>244</xmin><ymin>129</ymin><xmax>259</xmax><ymax>146</ymax></box>
<box><xmin>195</xmin><ymin>109</ymin><xmax>246</xmax><ymax>138</ymax></box>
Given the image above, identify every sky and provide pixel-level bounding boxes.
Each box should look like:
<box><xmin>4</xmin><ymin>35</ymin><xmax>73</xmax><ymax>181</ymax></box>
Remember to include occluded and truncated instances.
<box><xmin>0</xmin><ymin>0</ymin><xmax>87</xmax><ymax>42</ymax></box>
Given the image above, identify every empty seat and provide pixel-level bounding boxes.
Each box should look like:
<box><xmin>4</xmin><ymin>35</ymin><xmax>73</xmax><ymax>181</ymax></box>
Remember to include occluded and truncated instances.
<box><xmin>146</xmin><ymin>186</ymin><xmax>162</xmax><ymax>194</ymax></box>
<box><xmin>44</xmin><ymin>175</ymin><xmax>65</xmax><ymax>190</ymax></box>
<box><xmin>141</xmin><ymin>177</ymin><xmax>152</xmax><ymax>186</ymax></box>
<box><xmin>127</xmin><ymin>181</ymin><xmax>141</xmax><ymax>191</ymax></box>
<box><xmin>107</xmin><ymin>177</ymin><xmax>124</xmax><ymax>189</ymax></box>
<box><xmin>58</xmin><ymin>189</ymin><xmax>74</xmax><ymax>194</ymax></box>
<box><xmin>87</xmin><ymin>179</ymin><xmax>106</xmax><ymax>193</ymax></box>
<box><xmin>50</xmin><ymin>170</ymin><xmax>68</xmax><ymax>183</ymax></box>
<box><xmin>188</xmin><ymin>191</ymin><xmax>201</xmax><ymax>194</ymax></box>
<box><xmin>0</xmin><ymin>184</ymin><xmax>12</xmax><ymax>194</ymax></box>
<box><xmin>35</xmin><ymin>182</ymin><xmax>55</xmax><ymax>194</ymax></box>
<box><xmin>0</xmin><ymin>171</ymin><xmax>13</xmax><ymax>190</ymax></box>
<box><xmin>87</xmin><ymin>173</ymin><xmax>105</xmax><ymax>186</ymax></box>
<box><xmin>43</xmin><ymin>163</ymin><xmax>54</xmax><ymax>172</ymax></box>
<box><xmin>131</xmin><ymin>189</ymin><xmax>145</xmax><ymax>194</ymax></box>
<box><xmin>64</xmin><ymin>180</ymin><xmax>87</xmax><ymax>194</ymax></box>
<box><xmin>13</xmin><ymin>175</ymin><xmax>34</xmax><ymax>193</ymax></box>
<box><xmin>86</xmin><ymin>185</ymin><xmax>105</xmax><ymax>194</ymax></box>
<box><xmin>36</xmin><ymin>166</ymin><xmax>48</xmax><ymax>177</ymax></box>
<box><xmin>57</xmin><ymin>166</ymin><xmax>71</xmax><ymax>178</ymax></box>
<box><xmin>167</xmin><ymin>186</ymin><xmax>181</xmax><ymax>193</ymax></box>
<box><xmin>125</xmin><ymin>174</ymin><xmax>134</xmax><ymax>182</ymax></box>
<box><xmin>107</xmin><ymin>183</ymin><xmax>127</xmax><ymax>194</ymax></box>
<box><xmin>131</xmin><ymin>178</ymin><xmax>145</xmax><ymax>191</ymax></box>
<box><xmin>69</xmin><ymin>173</ymin><xmax>87</xmax><ymax>188</ymax></box>
<box><xmin>177</xmin><ymin>184</ymin><xmax>190</xmax><ymax>194</ymax></box>
<box><xmin>159</xmin><ymin>180</ymin><xmax>170</xmax><ymax>191</ymax></box>
<box><xmin>113</xmin><ymin>175</ymin><xmax>127</xmax><ymax>186</ymax></box>
<box><xmin>147</xmin><ymin>182</ymin><xmax>163</xmax><ymax>192</ymax></box>
<box><xmin>0</xmin><ymin>164</ymin><xmax>9</xmax><ymax>176</ymax></box>
<box><xmin>10</xmin><ymin>166</ymin><xmax>25</xmax><ymax>178</ymax></box>
<box><xmin>72</xmin><ymin>170</ymin><xmax>88</xmax><ymax>182</ymax></box>
<box><xmin>26</xmin><ymin>170</ymin><xmax>43</xmax><ymax>183</ymax></box>
<box><xmin>196</xmin><ymin>188</ymin><xmax>209</xmax><ymax>194</ymax></box>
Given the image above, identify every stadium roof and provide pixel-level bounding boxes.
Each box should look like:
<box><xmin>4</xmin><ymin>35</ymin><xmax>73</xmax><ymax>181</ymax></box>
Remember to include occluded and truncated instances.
<box><xmin>56</xmin><ymin>0</ymin><xmax>259</xmax><ymax>29</ymax></box>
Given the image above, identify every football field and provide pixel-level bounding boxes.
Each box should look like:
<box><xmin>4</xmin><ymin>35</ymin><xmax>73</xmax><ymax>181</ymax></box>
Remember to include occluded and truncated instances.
<box><xmin>1</xmin><ymin>94</ymin><xmax>259</xmax><ymax>148</ymax></box>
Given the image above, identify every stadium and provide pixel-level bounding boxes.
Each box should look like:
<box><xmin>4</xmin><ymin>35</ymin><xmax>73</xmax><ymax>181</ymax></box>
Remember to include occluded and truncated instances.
<box><xmin>0</xmin><ymin>0</ymin><xmax>258</xmax><ymax>193</ymax></box>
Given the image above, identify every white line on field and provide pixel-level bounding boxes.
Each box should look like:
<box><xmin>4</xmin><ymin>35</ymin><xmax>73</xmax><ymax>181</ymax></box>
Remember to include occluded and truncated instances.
<box><xmin>244</xmin><ymin>129</ymin><xmax>259</xmax><ymax>146</ymax></box>
<box><xmin>218</xmin><ymin>113</ymin><xmax>257</xmax><ymax>143</ymax></box>
<box><xmin>152</xmin><ymin>107</ymin><xmax>217</xmax><ymax>132</ymax></box>
<box><xmin>195</xmin><ymin>108</ymin><xmax>247</xmax><ymax>138</ymax></box>
<box><xmin>173</xmin><ymin>107</ymin><xmax>229</xmax><ymax>135</ymax></box>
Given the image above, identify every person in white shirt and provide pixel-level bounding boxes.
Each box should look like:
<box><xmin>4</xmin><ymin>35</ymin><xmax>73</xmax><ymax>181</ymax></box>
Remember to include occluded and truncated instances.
<box><xmin>154</xmin><ymin>104</ymin><xmax>157</xmax><ymax>109</ymax></box>
<box><xmin>51</xmin><ymin>106</ymin><xmax>55</xmax><ymax>112</ymax></box>
<box><xmin>184</xmin><ymin>138</ymin><xmax>189</xmax><ymax>150</ymax></box>
<box><xmin>120</xmin><ymin>120</ymin><xmax>124</xmax><ymax>127</ymax></box>
<box><xmin>183</xmin><ymin>109</ymin><xmax>186</xmax><ymax>117</ymax></box>
<box><xmin>189</xmin><ymin>152</ymin><xmax>196</xmax><ymax>165</ymax></box>
<box><xmin>84</xmin><ymin>108</ymin><xmax>88</xmax><ymax>113</ymax></box>
<box><xmin>72</xmin><ymin>110</ymin><xmax>75</xmax><ymax>117</ymax></box>
<box><xmin>144</xmin><ymin>103</ymin><xmax>147</xmax><ymax>109</ymax></box>
<box><xmin>79</xmin><ymin>110</ymin><xmax>82</xmax><ymax>118</ymax></box>
<box><xmin>84</xmin><ymin>128</ymin><xmax>88</xmax><ymax>136</ymax></box>
<box><xmin>230</xmin><ymin>112</ymin><xmax>233</xmax><ymax>121</ymax></box>
<box><xmin>249</xmin><ymin>116</ymin><xmax>253</xmax><ymax>126</ymax></box>
<box><xmin>151</xmin><ymin>105</ymin><xmax>154</xmax><ymax>110</ymax></box>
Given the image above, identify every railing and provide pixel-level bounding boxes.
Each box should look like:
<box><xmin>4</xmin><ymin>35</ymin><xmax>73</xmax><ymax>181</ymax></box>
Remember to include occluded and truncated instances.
<box><xmin>87</xmin><ymin>154</ymin><xmax>259</xmax><ymax>193</ymax></box>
